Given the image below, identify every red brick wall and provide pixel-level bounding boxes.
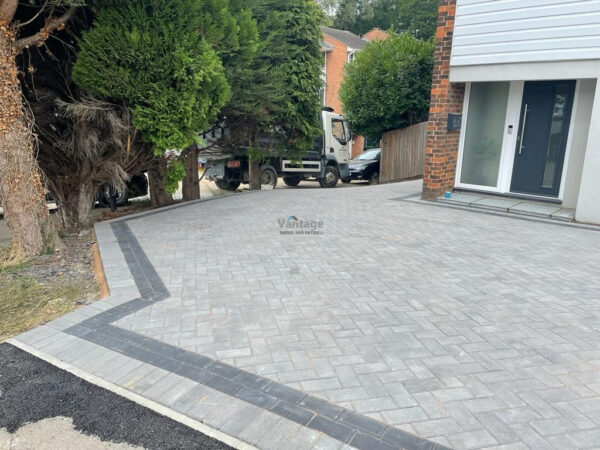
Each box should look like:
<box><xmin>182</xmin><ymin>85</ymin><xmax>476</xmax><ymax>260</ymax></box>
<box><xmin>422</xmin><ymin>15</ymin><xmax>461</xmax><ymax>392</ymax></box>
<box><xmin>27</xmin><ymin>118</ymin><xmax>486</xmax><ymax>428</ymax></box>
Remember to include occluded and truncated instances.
<box><xmin>323</xmin><ymin>35</ymin><xmax>348</xmax><ymax>114</ymax></box>
<box><xmin>323</xmin><ymin>35</ymin><xmax>365</xmax><ymax>157</ymax></box>
<box><xmin>351</xmin><ymin>135</ymin><xmax>364</xmax><ymax>158</ymax></box>
<box><xmin>422</xmin><ymin>0</ymin><xmax>466</xmax><ymax>200</ymax></box>
<box><xmin>363</xmin><ymin>28</ymin><xmax>388</xmax><ymax>42</ymax></box>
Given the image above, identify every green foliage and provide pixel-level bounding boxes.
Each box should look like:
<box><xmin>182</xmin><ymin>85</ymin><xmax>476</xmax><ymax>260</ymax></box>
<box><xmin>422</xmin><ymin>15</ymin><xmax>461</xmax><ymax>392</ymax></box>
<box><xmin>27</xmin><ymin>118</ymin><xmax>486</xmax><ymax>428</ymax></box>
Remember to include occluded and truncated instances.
<box><xmin>72</xmin><ymin>0</ymin><xmax>232</xmax><ymax>152</ymax></box>
<box><xmin>223</xmin><ymin>0</ymin><xmax>325</xmax><ymax>158</ymax></box>
<box><xmin>331</xmin><ymin>0</ymin><xmax>438</xmax><ymax>40</ymax></box>
<box><xmin>164</xmin><ymin>159</ymin><xmax>186</xmax><ymax>194</ymax></box>
<box><xmin>340</xmin><ymin>33</ymin><xmax>434</xmax><ymax>139</ymax></box>
<box><xmin>315</xmin><ymin>0</ymin><xmax>337</xmax><ymax>22</ymax></box>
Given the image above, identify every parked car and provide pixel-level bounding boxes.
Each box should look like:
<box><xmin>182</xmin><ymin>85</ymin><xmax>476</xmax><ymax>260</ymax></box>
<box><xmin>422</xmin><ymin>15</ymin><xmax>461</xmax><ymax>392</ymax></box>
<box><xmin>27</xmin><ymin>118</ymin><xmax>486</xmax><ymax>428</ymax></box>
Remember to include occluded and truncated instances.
<box><xmin>345</xmin><ymin>148</ymin><xmax>381</xmax><ymax>185</ymax></box>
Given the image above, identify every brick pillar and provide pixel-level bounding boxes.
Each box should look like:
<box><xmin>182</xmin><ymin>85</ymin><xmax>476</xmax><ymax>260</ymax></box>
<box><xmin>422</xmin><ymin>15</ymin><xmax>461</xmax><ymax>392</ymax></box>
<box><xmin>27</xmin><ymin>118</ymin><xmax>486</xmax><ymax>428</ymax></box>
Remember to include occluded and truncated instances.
<box><xmin>422</xmin><ymin>0</ymin><xmax>465</xmax><ymax>200</ymax></box>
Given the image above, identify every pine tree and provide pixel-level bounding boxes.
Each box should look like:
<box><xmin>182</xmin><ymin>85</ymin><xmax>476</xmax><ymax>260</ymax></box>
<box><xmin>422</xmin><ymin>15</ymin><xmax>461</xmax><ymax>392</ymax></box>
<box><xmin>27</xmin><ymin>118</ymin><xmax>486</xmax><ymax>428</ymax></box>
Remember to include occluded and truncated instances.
<box><xmin>72</xmin><ymin>0</ymin><xmax>232</xmax><ymax>154</ymax></box>
<box><xmin>224</xmin><ymin>0</ymin><xmax>324</xmax><ymax>159</ymax></box>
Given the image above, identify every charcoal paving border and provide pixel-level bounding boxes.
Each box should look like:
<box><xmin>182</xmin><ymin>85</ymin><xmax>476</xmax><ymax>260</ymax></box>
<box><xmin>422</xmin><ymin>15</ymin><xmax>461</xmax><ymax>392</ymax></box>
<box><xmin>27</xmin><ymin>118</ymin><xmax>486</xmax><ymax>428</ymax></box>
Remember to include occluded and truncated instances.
<box><xmin>62</xmin><ymin>208</ymin><xmax>448</xmax><ymax>450</ymax></box>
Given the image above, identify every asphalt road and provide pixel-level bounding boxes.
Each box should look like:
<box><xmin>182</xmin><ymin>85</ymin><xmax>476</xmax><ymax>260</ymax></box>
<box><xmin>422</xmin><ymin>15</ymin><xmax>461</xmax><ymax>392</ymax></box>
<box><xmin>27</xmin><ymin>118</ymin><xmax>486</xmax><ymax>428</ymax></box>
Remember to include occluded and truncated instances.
<box><xmin>0</xmin><ymin>343</ymin><xmax>233</xmax><ymax>450</ymax></box>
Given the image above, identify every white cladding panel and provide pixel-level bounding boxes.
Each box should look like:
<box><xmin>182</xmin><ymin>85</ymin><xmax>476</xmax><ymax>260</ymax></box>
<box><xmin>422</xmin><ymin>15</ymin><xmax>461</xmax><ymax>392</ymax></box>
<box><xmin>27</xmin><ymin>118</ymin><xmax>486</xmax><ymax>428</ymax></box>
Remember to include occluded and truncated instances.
<box><xmin>452</xmin><ymin>0</ymin><xmax>600</xmax><ymax>66</ymax></box>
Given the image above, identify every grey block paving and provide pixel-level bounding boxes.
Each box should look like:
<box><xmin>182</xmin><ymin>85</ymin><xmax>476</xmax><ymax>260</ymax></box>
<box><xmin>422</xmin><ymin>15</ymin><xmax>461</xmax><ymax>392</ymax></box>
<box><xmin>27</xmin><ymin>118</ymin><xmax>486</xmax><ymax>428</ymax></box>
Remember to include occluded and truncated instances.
<box><xmin>13</xmin><ymin>179</ymin><xmax>600</xmax><ymax>449</ymax></box>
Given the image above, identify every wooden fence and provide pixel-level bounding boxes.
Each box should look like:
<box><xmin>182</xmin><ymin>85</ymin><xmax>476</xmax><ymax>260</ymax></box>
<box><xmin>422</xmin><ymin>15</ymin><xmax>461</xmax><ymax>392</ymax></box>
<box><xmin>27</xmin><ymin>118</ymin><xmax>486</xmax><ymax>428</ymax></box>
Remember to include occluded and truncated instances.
<box><xmin>379</xmin><ymin>122</ymin><xmax>427</xmax><ymax>184</ymax></box>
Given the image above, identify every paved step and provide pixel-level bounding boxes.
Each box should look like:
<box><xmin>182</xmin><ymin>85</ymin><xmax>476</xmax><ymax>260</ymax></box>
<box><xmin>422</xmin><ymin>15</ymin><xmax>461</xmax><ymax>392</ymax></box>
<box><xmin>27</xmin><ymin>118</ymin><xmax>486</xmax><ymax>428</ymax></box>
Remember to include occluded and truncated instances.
<box><xmin>438</xmin><ymin>193</ymin><xmax>575</xmax><ymax>221</ymax></box>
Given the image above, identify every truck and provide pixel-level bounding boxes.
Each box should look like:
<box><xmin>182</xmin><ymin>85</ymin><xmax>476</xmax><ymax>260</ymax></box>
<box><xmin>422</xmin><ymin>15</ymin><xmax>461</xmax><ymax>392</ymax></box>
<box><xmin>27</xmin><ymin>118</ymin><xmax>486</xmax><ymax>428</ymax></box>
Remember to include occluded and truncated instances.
<box><xmin>204</xmin><ymin>108</ymin><xmax>351</xmax><ymax>189</ymax></box>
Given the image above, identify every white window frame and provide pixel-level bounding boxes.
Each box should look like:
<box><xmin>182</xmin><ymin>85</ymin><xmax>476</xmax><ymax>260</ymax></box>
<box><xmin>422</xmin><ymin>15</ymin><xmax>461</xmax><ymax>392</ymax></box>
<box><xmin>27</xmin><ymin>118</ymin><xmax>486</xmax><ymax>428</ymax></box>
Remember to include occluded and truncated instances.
<box><xmin>455</xmin><ymin>80</ymin><xmax>580</xmax><ymax>202</ymax></box>
<box><xmin>347</xmin><ymin>49</ymin><xmax>357</xmax><ymax>63</ymax></box>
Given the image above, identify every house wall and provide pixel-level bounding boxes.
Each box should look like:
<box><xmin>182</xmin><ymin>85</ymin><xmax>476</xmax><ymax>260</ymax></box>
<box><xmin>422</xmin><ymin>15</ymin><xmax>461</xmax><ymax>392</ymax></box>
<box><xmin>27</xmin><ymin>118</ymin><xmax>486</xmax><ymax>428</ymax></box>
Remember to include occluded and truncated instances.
<box><xmin>451</xmin><ymin>60</ymin><xmax>600</xmax><ymax>83</ymax></box>
<box><xmin>452</xmin><ymin>0</ymin><xmax>600</xmax><ymax>66</ymax></box>
<box><xmin>323</xmin><ymin>34</ymin><xmax>347</xmax><ymax>114</ymax></box>
<box><xmin>576</xmin><ymin>79</ymin><xmax>600</xmax><ymax>224</ymax></box>
<box><xmin>422</xmin><ymin>0</ymin><xmax>466</xmax><ymax>200</ymax></box>
<box><xmin>562</xmin><ymin>79</ymin><xmax>596</xmax><ymax>209</ymax></box>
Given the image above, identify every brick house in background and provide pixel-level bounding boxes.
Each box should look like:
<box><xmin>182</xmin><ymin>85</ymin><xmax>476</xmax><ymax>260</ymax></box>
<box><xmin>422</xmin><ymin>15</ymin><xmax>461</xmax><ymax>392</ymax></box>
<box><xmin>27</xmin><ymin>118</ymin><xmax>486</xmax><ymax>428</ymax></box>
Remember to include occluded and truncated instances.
<box><xmin>423</xmin><ymin>0</ymin><xmax>600</xmax><ymax>224</ymax></box>
<box><xmin>321</xmin><ymin>26</ymin><xmax>389</xmax><ymax>157</ymax></box>
<box><xmin>363</xmin><ymin>28</ymin><xmax>389</xmax><ymax>42</ymax></box>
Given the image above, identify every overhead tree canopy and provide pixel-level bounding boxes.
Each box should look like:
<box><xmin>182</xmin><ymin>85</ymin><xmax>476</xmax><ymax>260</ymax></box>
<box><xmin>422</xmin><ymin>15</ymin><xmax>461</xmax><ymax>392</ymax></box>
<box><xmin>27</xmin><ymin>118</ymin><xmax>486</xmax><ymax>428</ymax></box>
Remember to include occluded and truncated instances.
<box><xmin>72</xmin><ymin>0</ymin><xmax>233</xmax><ymax>154</ymax></box>
<box><xmin>328</xmin><ymin>0</ymin><xmax>438</xmax><ymax>40</ymax></box>
<box><xmin>340</xmin><ymin>33</ymin><xmax>434</xmax><ymax>139</ymax></box>
<box><xmin>315</xmin><ymin>0</ymin><xmax>338</xmax><ymax>22</ymax></box>
<box><xmin>220</xmin><ymin>0</ymin><xmax>325</xmax><ymax>159</ymax></box>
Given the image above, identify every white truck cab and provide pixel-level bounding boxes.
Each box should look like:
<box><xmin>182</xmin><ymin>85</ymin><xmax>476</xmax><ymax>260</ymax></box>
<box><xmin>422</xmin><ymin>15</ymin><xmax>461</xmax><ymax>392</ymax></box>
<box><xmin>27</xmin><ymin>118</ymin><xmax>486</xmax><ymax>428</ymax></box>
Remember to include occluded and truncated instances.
<box><xmin>205</xmin><ymin>108</ymin><xmax>352</xmax><ymax>190</ymax></box>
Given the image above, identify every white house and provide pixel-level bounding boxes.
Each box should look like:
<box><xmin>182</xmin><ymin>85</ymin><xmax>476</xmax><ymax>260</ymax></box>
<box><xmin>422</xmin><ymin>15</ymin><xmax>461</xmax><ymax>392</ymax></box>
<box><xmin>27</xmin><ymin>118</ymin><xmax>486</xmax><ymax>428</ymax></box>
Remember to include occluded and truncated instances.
<box><xmin>422</xmin><ymin>0</ymin><xmax>600</xmax><ymax>225</ymax></box>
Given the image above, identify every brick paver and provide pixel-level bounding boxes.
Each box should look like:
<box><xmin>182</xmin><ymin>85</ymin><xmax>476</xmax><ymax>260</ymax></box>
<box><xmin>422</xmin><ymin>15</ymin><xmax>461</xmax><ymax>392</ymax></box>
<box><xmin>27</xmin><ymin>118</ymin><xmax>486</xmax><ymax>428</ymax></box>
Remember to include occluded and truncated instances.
<box><xmin>13</xmin><ymin>180</ymin><xmax>600</xmax><ymax>449</ymax></box>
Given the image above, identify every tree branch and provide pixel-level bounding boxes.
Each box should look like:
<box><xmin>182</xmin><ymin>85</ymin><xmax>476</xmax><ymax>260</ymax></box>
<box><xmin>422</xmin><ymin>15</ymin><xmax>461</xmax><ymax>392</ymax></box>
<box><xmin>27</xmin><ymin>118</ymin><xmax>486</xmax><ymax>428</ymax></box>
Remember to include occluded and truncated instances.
<box><xmin>0</xmin><ymin>0</ymin><xmax>18</xmax><ymax>24</ymax></box>
<box><xmin>15</xmin><ymin>6</ymin><xmax>77</xmax><ymax>52</ymax></box>
<box><xmin>17</xmin><ymin>0</ymin><xmax>50</xmax><ymax>28</ymax></box>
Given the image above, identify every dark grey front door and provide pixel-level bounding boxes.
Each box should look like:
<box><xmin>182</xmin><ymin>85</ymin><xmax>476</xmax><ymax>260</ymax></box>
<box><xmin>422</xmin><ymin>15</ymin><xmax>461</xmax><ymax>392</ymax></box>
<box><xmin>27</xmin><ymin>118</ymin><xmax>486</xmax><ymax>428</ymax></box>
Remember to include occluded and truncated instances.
<box><xmin>511</xmin><ymin>80</ymin><xmax>576</xmax><ymax>197</ymax></box>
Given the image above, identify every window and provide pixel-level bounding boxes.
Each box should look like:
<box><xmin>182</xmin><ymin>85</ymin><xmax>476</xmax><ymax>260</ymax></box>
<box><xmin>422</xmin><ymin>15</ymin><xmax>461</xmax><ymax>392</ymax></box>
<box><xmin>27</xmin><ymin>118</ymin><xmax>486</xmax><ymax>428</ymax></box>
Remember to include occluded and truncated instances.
<box><xmin>355</xmin><ymin>149</ymin><xmax>381</xmax><ymax>161</ymax></box>
<box><xmin>460</xmin><ymin>82</ymin><xmax>509</xmax><ymax>187</ymax></box>
<box><xmin>542</xmin><ymin>83</ymin><xmax>570</xmax><ymax>188</ymax></box>
<box><xmin>332</xmin><ymin>119</ymin><xmax>347</xmax><ymax>143</ymax></box>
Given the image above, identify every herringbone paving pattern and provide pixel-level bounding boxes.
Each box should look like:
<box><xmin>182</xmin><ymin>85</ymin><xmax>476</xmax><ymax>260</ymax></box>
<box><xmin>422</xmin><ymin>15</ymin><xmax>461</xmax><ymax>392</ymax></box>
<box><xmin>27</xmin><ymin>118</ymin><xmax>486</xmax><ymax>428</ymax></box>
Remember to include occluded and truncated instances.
<box><xmin>112</xmin><ymin>180</ymin><xmax>600</xmax><ymax>449</ymax></box>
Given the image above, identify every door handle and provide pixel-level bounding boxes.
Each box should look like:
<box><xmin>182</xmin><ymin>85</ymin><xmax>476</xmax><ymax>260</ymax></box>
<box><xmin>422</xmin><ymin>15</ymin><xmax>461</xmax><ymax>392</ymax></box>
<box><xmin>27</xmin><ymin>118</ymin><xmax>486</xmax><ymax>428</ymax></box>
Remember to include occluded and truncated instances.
<box><xmin>519</xmin><ymin>104</ymin><xmax>529</xmax><ymax>155</ymax></box>
<box><xmin>330</xmin><ymin>147</ymin><xmax>334</xmax><ymax>153</ymax></box>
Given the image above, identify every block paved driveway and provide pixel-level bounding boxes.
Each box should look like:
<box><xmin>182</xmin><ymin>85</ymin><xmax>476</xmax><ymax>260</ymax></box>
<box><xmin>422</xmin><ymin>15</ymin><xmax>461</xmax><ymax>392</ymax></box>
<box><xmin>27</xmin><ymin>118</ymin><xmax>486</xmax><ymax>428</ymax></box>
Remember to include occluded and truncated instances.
<box><xmin>13</xmin><ymin>180</ymin><xmax>600</xmax><ymax>449</ymax></box>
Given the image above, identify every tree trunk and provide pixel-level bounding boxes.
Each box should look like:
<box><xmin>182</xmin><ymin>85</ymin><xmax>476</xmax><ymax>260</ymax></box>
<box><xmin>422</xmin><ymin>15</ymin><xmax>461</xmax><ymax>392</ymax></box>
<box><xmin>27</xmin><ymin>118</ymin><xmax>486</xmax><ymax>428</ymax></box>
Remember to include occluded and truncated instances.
<box><xmin>53</xmin><ymin>179</ymin><xmax>96</xmax><ymax>233</ymax></box>
<box><xmin>182</xmin><ymin>145</ymin><xmax>200</xmax><ymax>201</ymax></box>
<box><xmin>148</xmin><ymin>156</ymin><xmax>174</xmax><ymax>208</ymax></box>
<box><xmin>249</xmin><ymin>160</ymin><xmax>261</xmax><ymax>190</ymax></box>
<box><xmin>0</xmin><ymin>25</ymin><xmax>58</xmax><ymax>258</ymax></box>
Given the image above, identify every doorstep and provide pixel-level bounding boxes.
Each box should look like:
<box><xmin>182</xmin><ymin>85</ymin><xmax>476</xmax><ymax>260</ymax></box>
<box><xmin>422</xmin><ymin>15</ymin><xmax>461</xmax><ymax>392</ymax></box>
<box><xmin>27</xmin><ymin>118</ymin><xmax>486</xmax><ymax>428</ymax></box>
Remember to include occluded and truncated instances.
<box><xmin>437</xmin><ymin>192</ymin><xmax>575</xmax><ymax>222</ymax></box>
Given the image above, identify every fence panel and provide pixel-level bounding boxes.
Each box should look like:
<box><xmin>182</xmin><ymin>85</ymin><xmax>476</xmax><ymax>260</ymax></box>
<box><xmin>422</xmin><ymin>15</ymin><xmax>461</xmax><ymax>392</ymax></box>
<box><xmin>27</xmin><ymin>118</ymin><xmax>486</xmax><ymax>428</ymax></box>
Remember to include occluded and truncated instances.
<box><xmin>379</xmin><ymin>122</ymin><xmax>427</xmax><ymax>183</ymax></box>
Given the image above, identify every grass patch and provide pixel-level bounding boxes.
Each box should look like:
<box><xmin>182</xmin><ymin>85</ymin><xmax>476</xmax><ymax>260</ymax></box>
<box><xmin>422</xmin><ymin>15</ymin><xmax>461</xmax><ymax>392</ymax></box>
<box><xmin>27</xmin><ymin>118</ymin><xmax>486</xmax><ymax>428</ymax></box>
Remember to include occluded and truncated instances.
<box><xmin>0</xmin><ymin>278</ymin><xmax>87</xmax><ymax>342</ymax></box>
<box><xmin>0</xmin><ymin>260</ymin><xmax>31</xmax><ymax>275</ymax></box>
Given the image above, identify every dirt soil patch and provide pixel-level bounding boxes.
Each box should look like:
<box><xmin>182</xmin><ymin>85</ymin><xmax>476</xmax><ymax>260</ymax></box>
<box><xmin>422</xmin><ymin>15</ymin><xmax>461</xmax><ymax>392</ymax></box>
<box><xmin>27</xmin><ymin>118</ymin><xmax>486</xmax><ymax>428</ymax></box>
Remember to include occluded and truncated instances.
<box><xmin>0</xmin><ymin>200</ymin><xmax>160</xmax><ymax>342</ymax></box>
<box><xmin>0</xmin><ymin>231</ymin><xmax>99</xmax><ymax>342</ymax></box>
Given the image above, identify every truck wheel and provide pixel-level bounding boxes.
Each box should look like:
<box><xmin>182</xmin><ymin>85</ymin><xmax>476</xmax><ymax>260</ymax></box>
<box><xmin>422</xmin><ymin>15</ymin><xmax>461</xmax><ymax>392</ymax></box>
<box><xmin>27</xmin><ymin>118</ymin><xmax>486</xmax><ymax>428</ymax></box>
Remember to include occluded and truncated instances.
<box><xmin>319</xmin><ymin>166</ymin><xmax>339</xmax><ymax>188</ymax></box>
<box><xmin>215</xmin><ymin>179</ymin><xmax>241</xmax><ymax>191</ymax></box>
<box><xmin>368</xmin><ymin>172</ymin><xmax>380</xmax><ymax>185</ymax></box>
<box><xmin>283</xmin><ymin>176</ymin><xmax>301</xmax><ymax>187</ymax></box>
<box><xmin>260</xmin><ymin>166</ymin><xmax>278</xmax><ymax>188</ymax></box>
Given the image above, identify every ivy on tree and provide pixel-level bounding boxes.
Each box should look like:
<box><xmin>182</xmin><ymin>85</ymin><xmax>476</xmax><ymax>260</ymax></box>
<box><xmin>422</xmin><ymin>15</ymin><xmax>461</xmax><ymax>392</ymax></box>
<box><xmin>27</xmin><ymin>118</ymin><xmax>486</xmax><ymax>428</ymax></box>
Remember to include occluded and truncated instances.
<box><xmin>340</xmin><ymin>33</ymin><xmax>434</xmax><ymax>139</ymax></box>
<box><xmin>0</xmin><ymin>0</ymin><xmax>82</xmax><ymax>258</ymax></box>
